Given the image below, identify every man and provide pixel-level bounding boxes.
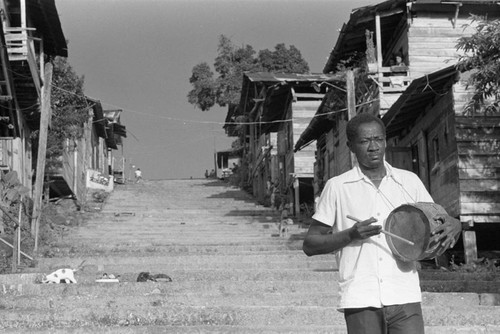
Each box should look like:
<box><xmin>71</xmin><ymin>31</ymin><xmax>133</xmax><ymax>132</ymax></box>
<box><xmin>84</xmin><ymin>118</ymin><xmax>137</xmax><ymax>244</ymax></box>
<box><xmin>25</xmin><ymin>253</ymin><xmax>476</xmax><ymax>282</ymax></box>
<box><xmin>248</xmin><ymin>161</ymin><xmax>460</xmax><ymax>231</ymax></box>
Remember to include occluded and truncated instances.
<box><xmin>303</xmin><ymin>113</ymin><xmax>461</xmax><ymax>334</ymax></box>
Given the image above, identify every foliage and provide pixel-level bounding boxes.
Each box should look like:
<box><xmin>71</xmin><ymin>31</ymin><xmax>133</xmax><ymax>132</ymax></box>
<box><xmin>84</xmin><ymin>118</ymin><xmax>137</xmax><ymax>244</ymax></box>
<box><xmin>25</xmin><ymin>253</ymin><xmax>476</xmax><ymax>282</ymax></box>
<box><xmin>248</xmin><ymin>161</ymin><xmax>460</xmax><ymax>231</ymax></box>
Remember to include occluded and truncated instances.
<box><xmin>43</xmin><ymin>57</ymin><xmax>89</xmax><ymax>169</ymax></box>
<box><xmin>187</xmin><ymin>62</ymin><xmax>216</xmax><ymax>111</ymax></box>
<box><xmin>449</xmin><ymin>255</ymin><xmax>499</xmax><ymax>273</ymax></box>
<box><xmin>0</xmin><ymin>171</ymin><xmax>32</xmax><ymax>273</ymax></box>
<box><xmin>258</xmin><ymin>43</ymin><xmax>309</xmax><ymax>73</ymax></box>
<box><xmin>0</xmin><ymin>171</ymin><xmax>30</xmax><ymax>234</ymax></box>
<box><xmin>456</xmin><ymin>15</ymin><xmax>500</xmax><ymax>115</ymax></box>
<box><xmin>188</xmin><ymin>34</ymin><xmax>310</xmax><ymax>111</ymax></box>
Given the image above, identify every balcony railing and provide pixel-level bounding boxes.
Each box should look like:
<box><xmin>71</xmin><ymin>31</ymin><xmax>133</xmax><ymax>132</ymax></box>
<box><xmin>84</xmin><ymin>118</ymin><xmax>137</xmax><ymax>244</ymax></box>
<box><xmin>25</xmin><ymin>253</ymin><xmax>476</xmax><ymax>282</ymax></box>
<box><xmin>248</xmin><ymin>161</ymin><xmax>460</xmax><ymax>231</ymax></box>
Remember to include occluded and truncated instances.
<box><xmin>4</xmin><ymin>27</ymin><xmax>41</xmax><ymax>95</ymax></box>
<box><xmin>377</xmin><ymin>66</ymin><xmax>411</xmax><ymax>93</ymax></box>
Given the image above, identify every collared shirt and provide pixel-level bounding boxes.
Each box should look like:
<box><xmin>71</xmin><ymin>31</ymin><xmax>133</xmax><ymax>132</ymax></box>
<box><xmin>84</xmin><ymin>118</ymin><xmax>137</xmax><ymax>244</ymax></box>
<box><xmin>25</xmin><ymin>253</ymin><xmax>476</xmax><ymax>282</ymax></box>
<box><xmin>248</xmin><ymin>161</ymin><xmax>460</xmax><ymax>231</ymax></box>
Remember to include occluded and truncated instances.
<box><xmin>313</xmin><ymin>162</ymin><xmax>433</xmax><ymax>310</ymax></box>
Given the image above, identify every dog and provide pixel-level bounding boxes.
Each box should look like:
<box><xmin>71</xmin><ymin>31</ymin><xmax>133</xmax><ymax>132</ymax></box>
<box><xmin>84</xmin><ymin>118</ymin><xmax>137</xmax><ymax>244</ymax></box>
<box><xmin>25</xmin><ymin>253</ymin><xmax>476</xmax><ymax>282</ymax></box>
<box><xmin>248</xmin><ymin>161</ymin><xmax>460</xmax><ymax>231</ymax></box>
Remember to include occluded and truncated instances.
<box><xmin>137</xmin><ymin>272</ymin><xmax>172</xmax><ymax>282</ymax></box>
<box><xmin>42</xmin><ymin>260</ymin><xmax>86</xmax><ymax>284</ymax></box>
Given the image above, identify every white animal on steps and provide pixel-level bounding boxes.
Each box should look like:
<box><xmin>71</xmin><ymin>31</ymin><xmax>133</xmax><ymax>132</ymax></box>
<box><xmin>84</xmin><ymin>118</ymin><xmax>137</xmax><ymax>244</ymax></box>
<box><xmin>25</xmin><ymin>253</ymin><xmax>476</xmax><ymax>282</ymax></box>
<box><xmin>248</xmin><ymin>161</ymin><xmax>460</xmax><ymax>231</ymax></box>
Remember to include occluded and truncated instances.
<box><xmin>42</xmin><ymin>260</ymin><xmax>86</xmax><ymax>284</ymax></box>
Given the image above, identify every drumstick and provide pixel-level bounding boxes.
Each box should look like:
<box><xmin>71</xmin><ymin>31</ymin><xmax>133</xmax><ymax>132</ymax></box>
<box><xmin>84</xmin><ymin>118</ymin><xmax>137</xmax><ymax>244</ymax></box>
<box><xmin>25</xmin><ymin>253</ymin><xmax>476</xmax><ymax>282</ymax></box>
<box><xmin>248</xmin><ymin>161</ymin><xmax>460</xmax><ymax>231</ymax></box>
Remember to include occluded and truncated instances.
<box><xmin>346</xmin><ymin>215</ymin><xmax>415</xmax><ymax>246</ymax></box>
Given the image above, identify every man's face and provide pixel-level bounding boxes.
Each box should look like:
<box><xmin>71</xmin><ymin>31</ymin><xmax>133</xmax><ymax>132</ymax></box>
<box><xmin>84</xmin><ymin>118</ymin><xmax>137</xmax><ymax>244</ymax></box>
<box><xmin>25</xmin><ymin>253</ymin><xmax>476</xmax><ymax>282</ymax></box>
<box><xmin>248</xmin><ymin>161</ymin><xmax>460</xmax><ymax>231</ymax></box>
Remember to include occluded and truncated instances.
<box><xmin>348</xmin><ymin>121</ymin><xmax>386</xmax><ymax>170</ymax></box>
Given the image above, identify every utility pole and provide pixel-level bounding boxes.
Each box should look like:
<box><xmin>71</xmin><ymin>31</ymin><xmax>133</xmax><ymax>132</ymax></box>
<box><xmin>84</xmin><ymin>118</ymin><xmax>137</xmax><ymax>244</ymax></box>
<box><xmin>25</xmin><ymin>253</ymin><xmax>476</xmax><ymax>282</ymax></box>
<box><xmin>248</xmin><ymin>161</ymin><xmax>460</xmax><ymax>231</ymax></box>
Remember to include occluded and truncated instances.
<box><xmin>346</xmin><ymin>70</ymin><xmax>356</xmax><ymax>167</ymax></box>
<box><xmin>32</xmin><ymin>62</ymin><xmax>53</xmax><ymax>252</ymax></box>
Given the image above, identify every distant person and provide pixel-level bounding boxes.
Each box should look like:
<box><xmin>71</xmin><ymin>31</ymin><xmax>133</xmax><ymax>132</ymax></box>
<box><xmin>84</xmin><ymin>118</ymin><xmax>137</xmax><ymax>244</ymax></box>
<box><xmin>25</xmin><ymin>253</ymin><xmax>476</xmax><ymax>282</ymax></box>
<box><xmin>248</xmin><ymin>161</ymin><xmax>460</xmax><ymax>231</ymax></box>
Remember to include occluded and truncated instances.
<box><xmin>390</xmin><ymin>53</ymin><xmax>408</xmax><ymax>74</ymax></box>
<box><xmin>134</xmin><ymin>168</ymin><xmax>143</xmax><ymax>183</ymax></box>
<box><xmin>205</xmin><ymin>170</ymin><xmax>209</xmax><ymax>178</ymax></box>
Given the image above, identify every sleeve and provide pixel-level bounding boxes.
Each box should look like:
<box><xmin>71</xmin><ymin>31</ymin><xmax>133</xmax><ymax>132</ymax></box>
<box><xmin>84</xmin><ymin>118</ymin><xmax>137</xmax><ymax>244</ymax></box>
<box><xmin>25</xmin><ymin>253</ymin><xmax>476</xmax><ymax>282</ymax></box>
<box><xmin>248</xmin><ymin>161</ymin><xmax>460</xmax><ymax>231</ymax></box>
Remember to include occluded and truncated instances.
<box><xmin>312</xmin><ymin>179</ymin><xmax>337</xmax><ymax>227</ymax></box>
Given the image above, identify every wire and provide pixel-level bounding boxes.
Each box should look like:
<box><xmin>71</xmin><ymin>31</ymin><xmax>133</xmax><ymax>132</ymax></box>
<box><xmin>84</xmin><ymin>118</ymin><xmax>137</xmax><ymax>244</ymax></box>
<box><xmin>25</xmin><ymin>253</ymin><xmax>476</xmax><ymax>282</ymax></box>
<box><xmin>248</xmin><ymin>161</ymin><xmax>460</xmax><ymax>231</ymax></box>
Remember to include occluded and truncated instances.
<box><xmin>7</xmin><ymin>66</ymin><xmax>449</xmax><ymax>127</ymax></box>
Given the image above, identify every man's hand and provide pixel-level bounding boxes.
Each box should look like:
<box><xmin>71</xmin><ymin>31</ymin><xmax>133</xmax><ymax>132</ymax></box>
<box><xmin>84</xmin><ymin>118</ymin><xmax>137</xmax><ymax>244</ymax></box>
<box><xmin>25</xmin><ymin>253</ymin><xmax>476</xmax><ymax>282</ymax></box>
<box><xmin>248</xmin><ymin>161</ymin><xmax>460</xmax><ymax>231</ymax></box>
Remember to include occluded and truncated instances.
<box><xmin>348</xmin><ymin>217</ymin><xmax>381</xmax><ymax>241</ymax></box>
<box><xmin>431</xmin><ymin>214</ymin><xmax>462</xmax><ymax>255</ymax></box>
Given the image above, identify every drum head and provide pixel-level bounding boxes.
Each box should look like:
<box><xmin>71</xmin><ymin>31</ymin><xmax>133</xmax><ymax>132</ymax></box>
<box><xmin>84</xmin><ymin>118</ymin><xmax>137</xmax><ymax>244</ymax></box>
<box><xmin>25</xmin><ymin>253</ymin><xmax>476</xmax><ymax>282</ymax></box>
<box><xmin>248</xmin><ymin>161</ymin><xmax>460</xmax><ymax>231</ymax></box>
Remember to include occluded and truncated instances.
<box><xmin>385</xmin><ymin>205</ymin><xmax>431</xmax><ymax>262</ymax></box>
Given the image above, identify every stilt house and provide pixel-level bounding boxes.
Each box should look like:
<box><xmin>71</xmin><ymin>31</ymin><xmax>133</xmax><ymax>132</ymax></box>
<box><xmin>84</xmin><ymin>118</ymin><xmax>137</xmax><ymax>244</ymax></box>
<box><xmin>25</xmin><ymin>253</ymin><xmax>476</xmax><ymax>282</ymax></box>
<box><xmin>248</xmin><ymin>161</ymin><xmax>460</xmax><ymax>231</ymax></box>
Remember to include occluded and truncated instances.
<box><xmin>0</xmin><ymin>0</ymin><xmax>67</xmax><ymax>192</ymax></box>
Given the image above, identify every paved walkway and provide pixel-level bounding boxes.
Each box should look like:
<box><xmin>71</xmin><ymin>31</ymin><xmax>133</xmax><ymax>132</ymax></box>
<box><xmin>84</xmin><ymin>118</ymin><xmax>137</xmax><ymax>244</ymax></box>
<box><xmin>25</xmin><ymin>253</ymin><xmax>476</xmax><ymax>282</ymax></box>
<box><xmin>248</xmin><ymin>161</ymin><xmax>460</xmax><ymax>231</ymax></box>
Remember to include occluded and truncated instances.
<box><xmin>1</xmin><ymin>179</ymin><xmax>499</xmax><ymax>333</ymax></box>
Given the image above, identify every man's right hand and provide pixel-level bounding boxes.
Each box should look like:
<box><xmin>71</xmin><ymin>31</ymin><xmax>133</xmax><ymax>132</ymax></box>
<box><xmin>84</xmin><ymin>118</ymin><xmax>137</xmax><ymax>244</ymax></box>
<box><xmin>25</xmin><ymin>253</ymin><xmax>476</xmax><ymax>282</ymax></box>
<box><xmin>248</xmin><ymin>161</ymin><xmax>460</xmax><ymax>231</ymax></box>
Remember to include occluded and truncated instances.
<box><xmin>348</xmin><ymin>217</ymin><xmax>381</xmax><ymax>241</ymax></box>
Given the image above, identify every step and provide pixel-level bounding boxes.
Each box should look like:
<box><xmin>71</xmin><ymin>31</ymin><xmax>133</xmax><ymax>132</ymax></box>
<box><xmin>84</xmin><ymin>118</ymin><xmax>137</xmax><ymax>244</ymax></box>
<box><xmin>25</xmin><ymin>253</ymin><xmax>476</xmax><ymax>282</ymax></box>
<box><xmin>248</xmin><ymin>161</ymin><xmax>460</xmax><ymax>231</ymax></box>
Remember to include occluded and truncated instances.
<box><xmin>3</xmin><ymin>269</ymin><xmax>337</xmax><ymax>283</ymax></box>
<box><xmin>1</xmin><ymin>280</ymin><xmax>339</xmax><ymax>298</ymax></box>
<box><xmin>33</xmin><ymin>253</ymin><xmax>335</xmax><ymax>271</ymax></box>
<box><xmin>46</xmin><ymin>242</ymin><xmax>303</xmax><ymax>255</ymax></box>
<box><xmin>0</xmin><ymin>304</ymin><xmax>499</xmax><ymax>330</ymax></box>
<box><xmin>1</xmin><ymin>325</ymin><xmax>347</xmax><ymax>334</ymax></box>
<box><xmin>4</xmin><ymin>325</ymin><xmax>500</xmax><ymax>334</ymax></box>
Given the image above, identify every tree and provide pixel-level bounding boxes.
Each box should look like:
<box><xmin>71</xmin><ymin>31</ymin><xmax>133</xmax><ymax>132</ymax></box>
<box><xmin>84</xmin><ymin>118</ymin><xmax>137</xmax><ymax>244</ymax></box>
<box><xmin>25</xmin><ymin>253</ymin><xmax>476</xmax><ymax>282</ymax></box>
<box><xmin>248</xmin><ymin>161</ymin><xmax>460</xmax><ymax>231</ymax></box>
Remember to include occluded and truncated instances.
<box><xmin>44</xmin><ymin>57</ymin><xmax>89</xmax><ymax>169</ymax></box>
<box><xmin>258</xmin><ymin>43</ymin><xmax>309</xmax><ymax>73</ymax></box>
<box><xmin>188</xmin><ymin>35</ymin><xmax>310</xmax><ymax>111</ymax></box>
<box><xmin>187</xmin><ymin>62</ymin><xmax>216</xmax><ymax>111</ymax></box>
<box><xmin>456</xmin><ymin>15</ymin><xmax>500</xmax><ymax>115</ymax></box>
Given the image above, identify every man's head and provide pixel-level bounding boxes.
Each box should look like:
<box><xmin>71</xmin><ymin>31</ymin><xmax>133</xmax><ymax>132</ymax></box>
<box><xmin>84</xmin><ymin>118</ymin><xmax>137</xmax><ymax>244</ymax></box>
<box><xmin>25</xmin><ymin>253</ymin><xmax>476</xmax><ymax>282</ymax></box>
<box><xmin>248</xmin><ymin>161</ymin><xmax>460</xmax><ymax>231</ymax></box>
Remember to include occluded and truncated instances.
<box><xmin>346</xmin><ymin>113</ymin><xmax>386</xmax><ymax>170</ymax></box>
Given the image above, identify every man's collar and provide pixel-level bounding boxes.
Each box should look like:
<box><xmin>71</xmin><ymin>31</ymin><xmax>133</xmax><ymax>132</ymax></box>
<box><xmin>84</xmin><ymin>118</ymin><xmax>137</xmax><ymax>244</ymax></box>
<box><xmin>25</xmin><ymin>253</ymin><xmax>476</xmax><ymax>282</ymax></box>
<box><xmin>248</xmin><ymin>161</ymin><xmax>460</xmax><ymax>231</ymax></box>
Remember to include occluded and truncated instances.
<box><xmin>343</xmin><ymin>161</ymin><xmax>403</xmax><ymax>185</ymax></box>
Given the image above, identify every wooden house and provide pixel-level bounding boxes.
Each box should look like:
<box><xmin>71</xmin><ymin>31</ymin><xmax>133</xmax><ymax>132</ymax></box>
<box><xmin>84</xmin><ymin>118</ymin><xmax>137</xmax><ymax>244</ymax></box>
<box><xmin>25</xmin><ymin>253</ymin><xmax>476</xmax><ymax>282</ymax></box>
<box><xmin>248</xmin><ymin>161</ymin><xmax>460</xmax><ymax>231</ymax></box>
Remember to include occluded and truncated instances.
<box><xmin>103</xmin><ymin>109</ymin><xmax>127</xmax><ymax>183</ymax></box>
<box><xmin>48</xmin><ymin>98</ymin><xmax>113</xmax><ymax>202</ymax></box>
<box><xmin>231</xmin><ymin>72</ymin><xmax>342</xmax><ymax>214</ymax></box>
<box><xmin>323</xmin><ymin>0</ymin><xmax>500</xmax><ymax>116</ymax></box>
<box><xmin>383</xmin><ymin>66</ymin><xmax>500</xmax><ymax>262</ymax></box>
<box><xmin>214</xmin><ymin>149</ymin><xmax>241</xmax><ymax>180</ymax></box>
<box><xmin>0</xmin><ymin>0</ymin><xmax>67</xmax><ymax>192</ymax></box>
<box><xmin>295</xmin><ymin>0</ymin><xmax>500</xmax><ymax>261</ymax></box>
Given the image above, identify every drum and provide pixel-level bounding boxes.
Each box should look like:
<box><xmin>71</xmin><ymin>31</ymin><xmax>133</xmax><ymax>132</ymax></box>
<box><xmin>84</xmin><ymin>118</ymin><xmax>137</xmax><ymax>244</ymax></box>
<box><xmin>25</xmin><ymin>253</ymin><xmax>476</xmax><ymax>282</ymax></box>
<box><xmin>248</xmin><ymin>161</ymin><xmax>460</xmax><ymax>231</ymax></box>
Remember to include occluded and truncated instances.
<box><xmin>385</xmin><ymin>202</ymin><xmax>447</xmax><ymax>262</ymax></box>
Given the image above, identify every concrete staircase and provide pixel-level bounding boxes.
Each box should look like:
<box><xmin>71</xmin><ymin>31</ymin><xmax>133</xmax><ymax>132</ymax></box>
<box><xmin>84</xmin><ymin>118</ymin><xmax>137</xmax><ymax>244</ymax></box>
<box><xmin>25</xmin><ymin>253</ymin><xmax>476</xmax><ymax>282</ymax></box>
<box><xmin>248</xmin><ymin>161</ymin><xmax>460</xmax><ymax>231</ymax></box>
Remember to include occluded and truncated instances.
<box><xmin>1</xmin><ymin>179</ymin><xmax>499</xmax><ymax>333</ymax></box>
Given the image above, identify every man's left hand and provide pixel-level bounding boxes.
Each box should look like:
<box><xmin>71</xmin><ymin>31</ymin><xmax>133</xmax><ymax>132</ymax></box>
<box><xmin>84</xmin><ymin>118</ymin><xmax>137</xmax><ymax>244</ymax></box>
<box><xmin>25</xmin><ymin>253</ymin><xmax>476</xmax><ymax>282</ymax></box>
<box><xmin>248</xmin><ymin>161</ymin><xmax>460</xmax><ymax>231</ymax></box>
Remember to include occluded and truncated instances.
<box><xmin>431</xmin><ymin>214</ymin><xmax>462</xmax><ymax>255</ymax></box>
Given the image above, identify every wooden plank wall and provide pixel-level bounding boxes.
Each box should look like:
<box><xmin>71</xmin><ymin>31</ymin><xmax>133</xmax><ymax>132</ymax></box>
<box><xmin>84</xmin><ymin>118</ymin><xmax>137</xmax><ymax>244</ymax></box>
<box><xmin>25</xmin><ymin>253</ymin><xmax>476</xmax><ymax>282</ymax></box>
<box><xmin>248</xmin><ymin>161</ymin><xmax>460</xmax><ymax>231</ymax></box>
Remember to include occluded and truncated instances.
<box><xmin>291</xmin><ymin>100</ymin><xmax>322</xmax><ymax>177</ymax></box>
<box><xmin>393</xmin><ymin>91</ymin><xmax>460</xmax><ymax>216</ymax></box>
<box><xmin>456</xmin><ymin>115</ymin><xmax>500</xmax><ymax>224</ymax></box>
<box><xmin>408</xmin><ymin>13</ymin><xmax>477</xmax><ymax>79</ymax></box>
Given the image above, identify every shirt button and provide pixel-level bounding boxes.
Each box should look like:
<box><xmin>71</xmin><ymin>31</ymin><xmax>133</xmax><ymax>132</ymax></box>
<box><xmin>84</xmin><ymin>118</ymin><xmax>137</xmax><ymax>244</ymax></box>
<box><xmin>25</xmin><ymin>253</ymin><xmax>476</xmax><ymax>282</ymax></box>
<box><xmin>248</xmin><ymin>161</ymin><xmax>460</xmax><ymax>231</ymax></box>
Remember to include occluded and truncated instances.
<box><xmin>377</xmin><ymin>213</ymin><xmax>381</xmax><ymax>216</ymax></box>
<box><xmin>379</xmin><ymin>257</ymin><xmax>383</xmax><ymax>261</ymax></box>
<box><xmin>380</xmin><ymin>279</ymin><xmax>383</xmax><ymax>283</ymax></box>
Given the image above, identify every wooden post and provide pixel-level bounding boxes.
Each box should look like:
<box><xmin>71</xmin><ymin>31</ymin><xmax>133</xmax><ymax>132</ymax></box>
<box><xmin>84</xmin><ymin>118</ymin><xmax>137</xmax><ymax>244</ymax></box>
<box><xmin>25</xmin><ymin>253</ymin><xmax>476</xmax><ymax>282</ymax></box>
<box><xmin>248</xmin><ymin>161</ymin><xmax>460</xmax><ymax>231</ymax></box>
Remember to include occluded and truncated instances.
<box><xmin>11</xmin><ymin>227</ymin><xmax>18</xmax><ymax>272</ymax></box>
<box><xmin>463</xmin><ymin>230</ymin><xmax>478</xmax><ymax>264</ymax></box>
<box><xmin>31</xmin><ymin>62</ymin><xmax>53</xmax><ymax>252</ymax></box>
<box><xmin>293</xmin><ymin>177</ymin><xmax>299</xmax><ymax>216</ymax></box>
<box><xmin>346</xmin><ymin>70</ymin><xmax>356</xmax><ymax>167</ymax></box>
<box><xmin>375</xmin><ymin>13</ymin><xmax>383</xmax><ymax>80</ymax></box>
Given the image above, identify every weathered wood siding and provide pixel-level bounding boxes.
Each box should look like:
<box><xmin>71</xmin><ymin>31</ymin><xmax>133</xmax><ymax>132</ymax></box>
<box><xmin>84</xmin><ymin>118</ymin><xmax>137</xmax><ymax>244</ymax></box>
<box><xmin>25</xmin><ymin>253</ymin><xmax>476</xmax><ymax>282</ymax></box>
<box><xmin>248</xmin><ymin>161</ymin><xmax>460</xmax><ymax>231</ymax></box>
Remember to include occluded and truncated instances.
<box><xmin>62</xmin><ymin>137</ymin><xmax>87</xmax><ymax>203</ymax></box>
<box><xmin>292</xmin><ymin>100</ymin><xmax>322</xmax><ymax>177</ymax></box>
<box><xmin>389</xmin><ymin>90</ymin><xmax>460</xmax><ymax>216</ymax></box>
<box><xmin>456</xmin><ymin>115</ymin><xmax>500</xmax><ymax>224</ymax></box>
<box><xmin>408</xmin><ymin>12</ymin><xmax>477</xmax><ymax>79</ymax></box>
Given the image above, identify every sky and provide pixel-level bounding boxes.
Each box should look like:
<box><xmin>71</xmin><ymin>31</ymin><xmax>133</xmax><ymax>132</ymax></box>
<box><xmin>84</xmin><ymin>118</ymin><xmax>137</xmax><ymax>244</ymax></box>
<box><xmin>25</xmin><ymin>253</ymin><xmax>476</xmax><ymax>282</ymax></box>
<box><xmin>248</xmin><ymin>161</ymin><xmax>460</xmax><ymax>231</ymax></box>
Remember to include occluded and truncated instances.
<box><xmin>54</xmin><ymin>0</ymin><xmax>375</xmax><ymax>180</ymax></box>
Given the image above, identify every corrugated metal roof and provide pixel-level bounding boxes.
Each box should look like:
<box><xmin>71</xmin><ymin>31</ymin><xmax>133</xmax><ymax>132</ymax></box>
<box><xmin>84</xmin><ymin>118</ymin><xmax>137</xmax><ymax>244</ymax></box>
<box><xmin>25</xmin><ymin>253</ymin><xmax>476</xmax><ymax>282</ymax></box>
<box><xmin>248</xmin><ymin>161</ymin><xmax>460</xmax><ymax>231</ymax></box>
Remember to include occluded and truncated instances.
<box><xmin>244</xmin><ymin>72</ymin><xmax>342</xmax><ymax>83</ymax></box>
<box><xmin>323</xmin><ymin>0</ymin><xmax>406</xmax><ymax>74</ymax></box>
<box><xmin>382</xmin><ymin>65</ymin><xmax>459</xmax><ymax>138</ymax></box>
<box><xmin>224</xmin><ymin>72</ymin><xmax>344</xmax><ymax>134</ymax></box>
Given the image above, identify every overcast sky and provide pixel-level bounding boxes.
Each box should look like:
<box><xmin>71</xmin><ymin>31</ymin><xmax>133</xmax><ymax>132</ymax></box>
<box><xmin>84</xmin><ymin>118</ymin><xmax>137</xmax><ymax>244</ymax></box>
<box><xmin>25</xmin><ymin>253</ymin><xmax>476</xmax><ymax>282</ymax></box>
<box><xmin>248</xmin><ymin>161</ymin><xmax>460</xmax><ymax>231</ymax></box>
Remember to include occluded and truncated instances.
<box><xmin>54</xmin><ymin>0</ymin><xmax>374</xmax><ymax>180</ymax></box>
